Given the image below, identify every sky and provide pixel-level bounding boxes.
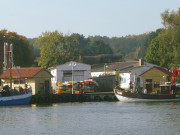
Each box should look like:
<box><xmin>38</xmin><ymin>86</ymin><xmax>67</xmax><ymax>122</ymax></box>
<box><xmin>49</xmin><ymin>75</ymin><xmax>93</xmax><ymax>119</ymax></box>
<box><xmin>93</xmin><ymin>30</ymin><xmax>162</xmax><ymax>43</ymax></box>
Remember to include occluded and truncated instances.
<box><xmin>0</xmin><ymin>0</ymin><xmax>180</xmax><ymax>38</ymax></box>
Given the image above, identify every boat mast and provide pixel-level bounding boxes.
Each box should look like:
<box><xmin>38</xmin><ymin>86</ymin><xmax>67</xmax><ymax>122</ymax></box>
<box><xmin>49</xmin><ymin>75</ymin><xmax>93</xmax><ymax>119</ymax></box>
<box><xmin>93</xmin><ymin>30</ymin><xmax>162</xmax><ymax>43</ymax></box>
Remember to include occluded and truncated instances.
<box><xmin>9</xmin><ymin>50</ymin><xmax>12</xmax><ymax>89</ymax></box>
<box><xmin>8</xmin><ymin>43</ymin><xmax>13</xmax><ymax>90</ymax></box>
<box><xmin>133</xmin><ymin>73</ymin><xmax>137</xmax><ymax>92</ymax></box>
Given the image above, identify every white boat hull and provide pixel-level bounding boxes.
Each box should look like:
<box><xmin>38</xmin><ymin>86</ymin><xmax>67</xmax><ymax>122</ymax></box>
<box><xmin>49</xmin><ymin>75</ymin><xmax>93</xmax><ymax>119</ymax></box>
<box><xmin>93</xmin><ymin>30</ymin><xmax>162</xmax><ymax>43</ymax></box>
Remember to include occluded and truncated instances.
<box><xmin>115</xmin><ymin>93</ymin><xmax>180</xmax><ymax>102</ymax></box>
<box><xmin>114</xmin><ymin>89</ymin><xmax>180</xmax><ymax>102</ymax></box>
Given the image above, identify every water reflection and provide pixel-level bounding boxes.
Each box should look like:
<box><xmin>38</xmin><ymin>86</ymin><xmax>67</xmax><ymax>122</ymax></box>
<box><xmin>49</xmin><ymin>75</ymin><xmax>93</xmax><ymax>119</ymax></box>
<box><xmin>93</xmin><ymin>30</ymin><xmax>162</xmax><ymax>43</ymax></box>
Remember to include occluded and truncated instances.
<box><xmin>0</xmin><ymin>102</ymin><xmax>179</xmax><ymax>135</ymax></box>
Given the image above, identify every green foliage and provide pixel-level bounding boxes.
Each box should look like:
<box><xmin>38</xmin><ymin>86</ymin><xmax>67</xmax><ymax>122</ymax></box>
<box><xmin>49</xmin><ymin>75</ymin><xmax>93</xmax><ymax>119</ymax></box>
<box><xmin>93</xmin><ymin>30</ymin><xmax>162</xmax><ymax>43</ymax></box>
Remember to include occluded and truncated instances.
<box><xmin>144</xmin><ymin>37</ymin><xmax>160</xmax><ymax>65</ymax></box>
<box><xmin>145</xmin><ymin>8</ymin><xmax>180</xmax><ymax>69</ymax></box>
<box><xmin>89</xmin><ymin>35</ymin><xmax>148</xmax><ymax>58</ymax></box>
<box><xmin>138</xmin><ymin>29</ymin><xmax>163</xmax><ymax>58</ymax></box>
<box><xmin>35</xmin><ymin>31</ymin><xmax>114</xmax><ymax>68</ymax></box>
<box><xmin>29</xmin><ymin>32</ymin><xmax>153</xmax><ymax>65</ymax></box>
<box><xmin>64</xmin><ymin>33</ymin><xmax>82</xmax><ymax>61</ymax></box>
<box><xmin>0</xmin><ymin>30</ymin><xmax>33</xmax><ymax>67</ymax></box>
<box><xmin>84</xmin><ymin>38</ymin><xmax>113</xmax><ymax>56</ymax></box>
<box><xmin>28</xmin><ymin>38</ymin><xmax>40</xmax><ymax>66</ymax></box>
<box><xmin>35</xmin><ymin>31</ymin><xmax>66</xmax><ymax>68</ymax></box>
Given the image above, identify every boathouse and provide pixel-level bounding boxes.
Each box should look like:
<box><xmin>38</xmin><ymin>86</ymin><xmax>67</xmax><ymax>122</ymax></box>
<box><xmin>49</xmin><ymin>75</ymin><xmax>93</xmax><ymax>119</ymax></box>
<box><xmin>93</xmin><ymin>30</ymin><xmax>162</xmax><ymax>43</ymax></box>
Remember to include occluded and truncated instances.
<box><xmin>0</xmin><ymin>67</ymin><xmax>52</xmax><ymax>95</ymax></box>
<box><xmin>140</xmin><ymin>66</ymin><xmax>172</xmax><ymax>93</ymax></box>
<box><xmin>50</xmin><ymin>61</ymin><xmax>91</xmax><ymax>90</ymax></box>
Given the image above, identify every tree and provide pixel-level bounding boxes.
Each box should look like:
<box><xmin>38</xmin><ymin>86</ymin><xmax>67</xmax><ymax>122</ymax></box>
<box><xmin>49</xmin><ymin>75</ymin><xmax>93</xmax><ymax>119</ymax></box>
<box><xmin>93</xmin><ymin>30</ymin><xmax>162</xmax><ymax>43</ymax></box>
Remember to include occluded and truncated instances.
<box><xmin>145</xmin><ymin>8</ymin><xmax>180</xmax><ymax>69</ymax></box>
<box><xmin>28</xmin><ymin>38</ymin><xmax>40</xmax><ymax>66</ymax></box>
<box><xmin>35</xmin><ymin>31</ymin><xmax>66</xmax><ymax>68</ymax></box>
<box><xmin>35</xmin><ymin>31</ymin><xmax>84</xmax><ymax>68</ymax></box>
<box><xmin>64</xmin><ymin>33</ymin><xmax>82</xmax><ymax>61</ymax></box>
<box><xmin>0</xmin><ymin>29</ymin><xmax>33</xmax><ymax>67</ymax></box>
<box><xmin>144</xmin><ymin>37</ymin><xmax>160</xmax><ymax>65</ymax></box>
<box><xmin>138</xmin><ymin>29</ymin><xmax>163</xmax><ymax>58</ymax></box>
<box><xmin>84</xmin><ymin>39</ymin><xmax>113</xmax><ymax>56</ymax></box>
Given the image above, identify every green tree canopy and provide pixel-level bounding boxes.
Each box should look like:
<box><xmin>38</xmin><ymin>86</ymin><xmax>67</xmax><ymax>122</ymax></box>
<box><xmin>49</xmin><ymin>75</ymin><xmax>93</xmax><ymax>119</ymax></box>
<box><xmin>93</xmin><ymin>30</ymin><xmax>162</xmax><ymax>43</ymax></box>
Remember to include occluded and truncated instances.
<box><xmin>84</xmin><ymin>38</ymin><xmax>113</xmax><ymax>56</ymax></box>
<box><xmin>0</xmin><ymin>29</ymin><xmax>33</xmax><ymax>67</ymax></box>
<box><xmin>35</xmin><ymin>31</ymin><xmax>66</xmax><ymax>68</ymax></box>
<box><xmin>35</xmin><ymin>31</ymin><xmax>83</xmax><ymax>68</ymax></box>
<box><xmin>145</xmin><ymin>8</ymin><xmax>180</xmax><ymax>69</ymax></box>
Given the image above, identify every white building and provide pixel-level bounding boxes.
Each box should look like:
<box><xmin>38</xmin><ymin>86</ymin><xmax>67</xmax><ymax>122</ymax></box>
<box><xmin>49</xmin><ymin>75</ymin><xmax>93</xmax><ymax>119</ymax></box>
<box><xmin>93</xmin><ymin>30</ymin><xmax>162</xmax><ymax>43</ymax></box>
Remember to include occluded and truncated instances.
<box><xmin>50</xmin><ymin>61</ymin><xmax>91</xmax><ymax>90</ymax></box>
<box><xmin>118</xmin><ymin>60</ymin><xmax>157</xmax><ymax>90</ymax></box>
<box><xmin>91</xmin><ymin>59</ymin><xmax>157</xmax><ymax>90</ymax></box>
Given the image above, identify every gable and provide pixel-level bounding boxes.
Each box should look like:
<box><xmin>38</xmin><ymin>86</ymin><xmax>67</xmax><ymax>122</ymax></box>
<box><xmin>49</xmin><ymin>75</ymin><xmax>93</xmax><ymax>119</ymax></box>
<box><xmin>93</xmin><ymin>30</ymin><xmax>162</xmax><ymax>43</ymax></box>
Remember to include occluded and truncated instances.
<box><xmin>34</xmin><ymin>69</ymin><xmax>52</xmax><ymax>78</ymax></box>
<box><xmin>140</xmin><ymin>67</ymin><xmax>172</xmax><ymax>77</ymax></box>
<box><xmin>56</xmin><ymin>61</ymin><xmax>91</xmax><ymax>71</ymax></box>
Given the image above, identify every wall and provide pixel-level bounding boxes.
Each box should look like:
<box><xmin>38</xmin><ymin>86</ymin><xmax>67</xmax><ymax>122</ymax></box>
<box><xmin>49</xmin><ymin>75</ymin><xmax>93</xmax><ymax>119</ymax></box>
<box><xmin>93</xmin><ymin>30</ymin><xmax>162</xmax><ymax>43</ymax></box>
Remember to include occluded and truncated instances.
<box><xmin>91</xmin><ymin>72</ymin><xmax>104</xmax><ymax>78</ymax></box>
<box><xmin>1</xmin><ymin>78</ymin><xmax>35</xmax><ymax>94</ymax></box>
<box><xmin>140</xmin><ymin>68</ymin><xmax>170</xmax><ymax>92</ymax></box>
<box><xmin>35</xmin><ymin>69</ymin><xmax>52</xmax><ymax>95</ymax></box>
<box><xmin>50</xmin><ymin>68</ymin><xmax>57</xmax><ymax>90</ymax></box>
<box><xmin>120</xmin><ymin>73</ymin><xmax>130</xmax><ymax>90</ymax></box>
<box><xmin>55</xmin><ymin>62</ymin><xmax>91</xmax><ymax>83</ymax></box>
<box><xmin>94</xmin><ymin>75</ymin><xmax>115</xmax><ymax>92</ymax></box>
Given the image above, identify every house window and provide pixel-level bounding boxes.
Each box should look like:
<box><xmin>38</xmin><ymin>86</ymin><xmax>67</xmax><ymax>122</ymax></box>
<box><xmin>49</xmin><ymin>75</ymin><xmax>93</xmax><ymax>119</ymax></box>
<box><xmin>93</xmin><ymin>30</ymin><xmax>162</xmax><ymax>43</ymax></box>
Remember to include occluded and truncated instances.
<box><xmin>121</xmin><ymin>77</ymin><xmax>126</xmax><ymax>83</ymax></box>
<box><xmin>145</xmin><ymin>79</ymin><xmax>152</xmax><ymax>84</ymax></box>
<box><xmin>154</xmin><ymin>82</ymin><xmax>160</xmax><ymax>88</ymax></box>
<box><xmin>39</xmin><ymin>83</ymin><xmax>44</xmax><ymax>90</ymax></box>
<box><xmin>20</xmin><ymin>80</ymin><xmax>25</xmax><ymax>84</ymax></box>
<box><xmin>14</xmin><ymin>80</ymin><xmax>19</xmax><ymax>84</ymax></box>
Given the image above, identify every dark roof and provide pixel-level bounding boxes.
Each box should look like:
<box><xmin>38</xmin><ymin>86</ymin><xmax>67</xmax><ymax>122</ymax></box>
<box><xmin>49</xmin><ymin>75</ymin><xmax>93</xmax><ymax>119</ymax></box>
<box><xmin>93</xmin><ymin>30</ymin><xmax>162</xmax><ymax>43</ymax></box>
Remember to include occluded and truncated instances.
<box><xmin>0</xmin><ymin>67</ymin><xmax>44</xmax><ymax>79</ymax></box>
<box><xmin>91</xmin><ymin>61</ymin><xmax>139</xmax><ymax>72</ymax></box>
<box><xmin>140</xmin><ymin>66</ymin><xmax>172</xmax><ymax>76</ymax></box>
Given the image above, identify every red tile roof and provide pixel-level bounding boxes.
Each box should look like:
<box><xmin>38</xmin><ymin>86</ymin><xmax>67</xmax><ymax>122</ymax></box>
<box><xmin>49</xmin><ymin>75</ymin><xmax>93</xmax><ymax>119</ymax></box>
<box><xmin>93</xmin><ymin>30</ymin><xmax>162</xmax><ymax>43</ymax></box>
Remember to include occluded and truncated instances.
<box><xmin>0</xmin><ymin>67</ymin><xmax>43</xmax><ymax>79</ymax></box>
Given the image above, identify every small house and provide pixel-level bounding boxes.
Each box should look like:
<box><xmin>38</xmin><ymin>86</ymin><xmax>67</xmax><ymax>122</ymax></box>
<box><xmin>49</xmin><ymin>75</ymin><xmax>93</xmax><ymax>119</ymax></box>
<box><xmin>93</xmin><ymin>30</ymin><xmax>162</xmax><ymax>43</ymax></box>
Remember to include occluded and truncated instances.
<box><xmin>91</xmin><ymin>59</ymin><xmax>157</xmax><ymax>90</ymax></box>
<box><xmin>140</xmin><ymin>66</ymin><xmax>172</xmax><ymax>93</ymax></box>
<box><xmin>0</xmin><ymin>67</ymin><xmax>52</xmax><ymax>95</ymax></box>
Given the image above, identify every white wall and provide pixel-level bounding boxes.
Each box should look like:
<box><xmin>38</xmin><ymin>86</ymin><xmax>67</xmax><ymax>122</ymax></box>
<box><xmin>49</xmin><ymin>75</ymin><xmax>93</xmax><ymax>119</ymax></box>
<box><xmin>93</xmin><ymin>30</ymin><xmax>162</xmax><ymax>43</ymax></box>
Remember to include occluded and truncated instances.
<box><xmin>91</xmin><ymin>72</ymin><xmax>104</xmax><ymax>78</ymax></box>
<box><xmin>119</xmin><ymin>62</ymin><xmax>157</xmax><ymax>89</ymax></box>
<box><xmin>120</xmin><ymin>73</ymin><xmax>131</xmax><ymax>90</ymax></box>
<box><xmin>130</xmin><ymin>67</ymin><xmax>150</xmax><ymax>88</ymax></box>
<box><xmin>50</xmin><ymin>62</ymin><xmax>91</xmax><ymax>90</ymax></box>
<box><xmin>50</xmin><ymin>68</ymin><xmax>57</xmax><ymax>90</ymax></box>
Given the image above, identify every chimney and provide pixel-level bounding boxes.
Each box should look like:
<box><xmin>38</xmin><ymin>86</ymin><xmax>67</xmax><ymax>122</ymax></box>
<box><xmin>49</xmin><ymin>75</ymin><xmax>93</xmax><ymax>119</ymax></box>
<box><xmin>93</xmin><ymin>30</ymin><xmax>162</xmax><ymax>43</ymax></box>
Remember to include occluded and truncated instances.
<box><xmin>139</xmin><ymin>59</ymin><xmax>144</xmax><ymax>66</ymax></box>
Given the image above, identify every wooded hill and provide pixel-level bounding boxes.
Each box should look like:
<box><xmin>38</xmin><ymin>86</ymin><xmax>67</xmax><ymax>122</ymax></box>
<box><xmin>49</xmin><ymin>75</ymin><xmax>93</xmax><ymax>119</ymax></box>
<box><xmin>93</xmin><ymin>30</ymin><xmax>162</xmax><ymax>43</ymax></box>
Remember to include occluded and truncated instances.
<box><xmin>1</xmin><ymin>8</ymin><xmax>180</xmax><ymax>70</ymax></box>
<box><xmin>28</xmin><ymin>32</ymin><xmax>151</xmax><ymax>66</ymax></box>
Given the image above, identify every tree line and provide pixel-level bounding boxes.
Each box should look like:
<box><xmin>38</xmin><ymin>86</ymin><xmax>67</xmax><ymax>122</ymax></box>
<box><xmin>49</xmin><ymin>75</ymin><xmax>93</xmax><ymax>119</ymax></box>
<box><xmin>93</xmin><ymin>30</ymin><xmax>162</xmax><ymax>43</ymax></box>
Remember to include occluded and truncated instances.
<box><xmin>1</xmin><ymin>8</ymin><xmax>180</xmax><ymax>70</ymax></box>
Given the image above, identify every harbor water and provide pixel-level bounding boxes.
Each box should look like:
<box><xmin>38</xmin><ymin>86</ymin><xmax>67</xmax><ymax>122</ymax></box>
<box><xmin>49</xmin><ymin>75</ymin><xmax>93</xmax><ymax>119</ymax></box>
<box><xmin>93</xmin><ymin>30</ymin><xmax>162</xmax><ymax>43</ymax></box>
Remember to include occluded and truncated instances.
<box><xmin>0</xmin><ymin>101</ymin><xmax>180</xmax><ymax>135</ymax></box>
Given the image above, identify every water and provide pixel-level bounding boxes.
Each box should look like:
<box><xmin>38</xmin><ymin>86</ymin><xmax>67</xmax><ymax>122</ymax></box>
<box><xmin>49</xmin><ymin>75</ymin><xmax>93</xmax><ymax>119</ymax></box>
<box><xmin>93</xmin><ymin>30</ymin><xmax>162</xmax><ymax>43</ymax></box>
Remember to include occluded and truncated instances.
<box><xmin>0</xmin><ymin>101</ymin><xmax>180</xmax><ymax>135</ymax></box>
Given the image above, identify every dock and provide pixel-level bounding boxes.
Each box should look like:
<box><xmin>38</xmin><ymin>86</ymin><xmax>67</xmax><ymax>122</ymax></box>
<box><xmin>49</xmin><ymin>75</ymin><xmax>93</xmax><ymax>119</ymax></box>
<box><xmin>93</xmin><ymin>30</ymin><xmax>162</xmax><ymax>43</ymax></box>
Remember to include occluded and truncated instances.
<box><xmin>30</xmin><ymin>92</ymin><xmax>118</xmax><ymax>104</ymax></box>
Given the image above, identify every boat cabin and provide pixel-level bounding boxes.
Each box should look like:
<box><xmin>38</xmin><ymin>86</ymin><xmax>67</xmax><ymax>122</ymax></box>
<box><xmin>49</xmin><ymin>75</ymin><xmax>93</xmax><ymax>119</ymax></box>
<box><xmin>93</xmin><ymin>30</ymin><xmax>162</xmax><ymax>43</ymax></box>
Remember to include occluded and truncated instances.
<box><xmin>160</xmin><ymin>84</ymin><xmax>171</xmax><ymax>94</ymax></box>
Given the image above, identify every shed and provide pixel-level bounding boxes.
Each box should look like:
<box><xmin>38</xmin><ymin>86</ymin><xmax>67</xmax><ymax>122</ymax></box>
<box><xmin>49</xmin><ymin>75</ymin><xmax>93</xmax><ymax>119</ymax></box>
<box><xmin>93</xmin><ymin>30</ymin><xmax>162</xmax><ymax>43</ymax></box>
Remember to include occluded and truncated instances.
<box><xmin>50</xmin><ymin>61</ymin><xmax>91</xmax><ymax>90</ymax></box>
<box><xmin>140</xmin><ymin>66</ymin><xmax>172</xmax><ymax>93</ymax></box>
<box><xmin>0</xmin><ymin>67</ymin><xmax>52</xmax><ymax>95</ymax></box>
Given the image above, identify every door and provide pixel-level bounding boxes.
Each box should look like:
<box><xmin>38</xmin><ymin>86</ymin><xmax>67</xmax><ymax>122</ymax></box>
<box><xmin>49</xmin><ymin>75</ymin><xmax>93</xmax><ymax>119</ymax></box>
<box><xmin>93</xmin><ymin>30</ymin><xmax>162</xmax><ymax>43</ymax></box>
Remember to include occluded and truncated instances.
<box><xmin>145</xmin><ymin>79</ymin><xmax>152</xmax><ymax>93</ymax></box>
<box><xmin>44</xmin><ymin>80</ymin><xmax>50</xmax><ymax>95</ymax></box>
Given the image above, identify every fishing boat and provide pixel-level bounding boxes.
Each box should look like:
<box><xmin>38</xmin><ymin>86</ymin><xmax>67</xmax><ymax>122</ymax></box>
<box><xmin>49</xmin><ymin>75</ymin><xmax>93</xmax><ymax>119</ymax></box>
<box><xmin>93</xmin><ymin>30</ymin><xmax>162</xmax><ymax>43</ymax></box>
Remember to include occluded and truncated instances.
<box><xmin>0</xmin><ymin>88</ymin><xmax>32</xmax><ymax>105</ymax></box>
<box><xmin>0</xmin><ymin>43</ymin><xmax>32</xmax><ymax>105</ymax></box>
<box><xmin>114</xmin><ymin>84</ymin><xmax>180</xmax><ymax>102</ymax></box>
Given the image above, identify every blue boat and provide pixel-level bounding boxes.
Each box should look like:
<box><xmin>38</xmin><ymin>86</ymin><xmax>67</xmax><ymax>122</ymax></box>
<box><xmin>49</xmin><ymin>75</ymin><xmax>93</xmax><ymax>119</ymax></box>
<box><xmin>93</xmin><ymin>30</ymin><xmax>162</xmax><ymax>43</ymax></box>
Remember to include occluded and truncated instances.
<box><xmin>0</xmin><ymin>90</ymin><xmax>32</xmax><ymax>106</ymax></box>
